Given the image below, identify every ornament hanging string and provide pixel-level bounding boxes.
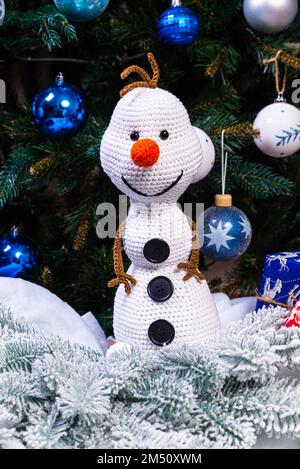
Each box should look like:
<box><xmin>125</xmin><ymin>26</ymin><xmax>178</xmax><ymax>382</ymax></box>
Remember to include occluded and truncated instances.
<box><xmin>221</xmin><ymin>129</ymin><xmax>228</xmax><ymax>195</ymax></box>
<box><xmin>202</xmin><ymin>129</ymin><xmax>252</xmax><ymax>262</ymax></box>
<box><xmin>263</xmin><ymin>50</ymin><xmax>287</xmax><ymax>99</ymax></box>
<box><xmin>261</xmin><ymin>44</ymin><xmax>300</xmax><ymax>71</ymax></box>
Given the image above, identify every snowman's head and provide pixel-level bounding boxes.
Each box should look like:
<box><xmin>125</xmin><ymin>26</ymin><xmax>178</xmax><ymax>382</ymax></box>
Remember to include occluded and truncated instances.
<box><xmin>100</xmin><ymin>55</ymin><xmax>214</xmax><ymax>204</ymax></box>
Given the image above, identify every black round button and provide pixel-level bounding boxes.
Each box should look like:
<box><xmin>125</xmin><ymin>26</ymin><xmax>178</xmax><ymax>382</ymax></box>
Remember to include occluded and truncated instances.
<box><xmin>148</xmin><ymin>319</ymin><xmax>175</xmax><ymax>346</ymax></box>
<box><xmin>143</xmin><ymin>239</ymin><xmax>170</xmax><ymax>264</ymax></box>
<box><xmin>147</xmin><ymin>276</ymin><xmax>174</xmax><ymax>302</ymax></box>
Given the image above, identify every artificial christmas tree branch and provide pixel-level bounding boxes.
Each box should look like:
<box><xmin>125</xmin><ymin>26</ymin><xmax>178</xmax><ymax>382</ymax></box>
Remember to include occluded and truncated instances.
<box><xmin>192</xmin><ymin>88</ymin><xmax>237</xmax><ymax>111</ymax></box>
<box><xmin>15</xmin><ymin>56</ymin><xmax>89</xmax><ymax>64</ymax></box>
<box><xmin>0</xmin><ymin>306</ymin><xmax>299</xmax><ymax>449</ymax></box>
<box><xmin>205</xmin><ymin>46</ymin><xmax>229</xmax><ymax>78</ymax></box>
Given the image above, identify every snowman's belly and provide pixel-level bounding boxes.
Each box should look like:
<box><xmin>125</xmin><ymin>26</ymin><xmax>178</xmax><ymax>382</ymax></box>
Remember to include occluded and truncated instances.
<box><xmin>113</xmin><ymin>264</ymin><xmax>220</xmax><ymax>349</ymax></box>
<box><xmin>123</xmin><ymin>204</ymin><xmax>193</xmax><ymax>268</ymax></box>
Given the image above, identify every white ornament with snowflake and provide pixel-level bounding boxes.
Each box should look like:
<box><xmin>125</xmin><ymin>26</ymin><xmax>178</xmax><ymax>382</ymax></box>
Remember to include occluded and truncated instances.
<box><xmin>253</xmin><ymin>101</ymin><xmax>300</xmax><ymax>158</ymax></box>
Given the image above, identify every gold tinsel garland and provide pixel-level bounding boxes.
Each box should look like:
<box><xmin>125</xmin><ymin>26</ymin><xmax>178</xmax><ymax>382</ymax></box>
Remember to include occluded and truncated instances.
<box><xmin>260</xmin><ymin>44</ymin><xmax>300</xmax><ymax>69</ymax></box>
<box><xmin>41</xmin><ymin>266</ymin><xmax>53</xmax><ymax>289</ymax></box>
<box><xmin>192</xmin><ymin>88</ymin><xmax>237</xmax><ymax>111</ymax></box>
<box><xmin>205</xmin><ymin>47</ymin><xmax>229</xmax><ymax>78</ymax></box>
<box><xmin>73</xmin><ymin>219</ymin><xmax>90</xmax><ymax>251</ymax></box>
<box><xmin>30</xmin><ymin>155</ymin><xmax>57</xmax><ymax>177</ymax></box>
<box><xmin>213</xmin><ymin>123</ymin><xmax>260</xmax><ymax>138</ymax></box>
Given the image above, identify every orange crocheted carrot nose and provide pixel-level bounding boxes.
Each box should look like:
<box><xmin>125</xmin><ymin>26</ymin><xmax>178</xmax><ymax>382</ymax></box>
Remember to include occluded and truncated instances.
<box><xmin>131</xmin><ymin>139</ymin><xmax>160</xmax><ymax>167</ymax></box>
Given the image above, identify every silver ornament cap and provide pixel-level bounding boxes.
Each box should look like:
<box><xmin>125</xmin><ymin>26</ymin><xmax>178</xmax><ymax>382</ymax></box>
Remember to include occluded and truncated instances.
<box><xmin>243</xmin><ymin>0</ymin><xmax>298</xmax><ymax>34</ymax></box>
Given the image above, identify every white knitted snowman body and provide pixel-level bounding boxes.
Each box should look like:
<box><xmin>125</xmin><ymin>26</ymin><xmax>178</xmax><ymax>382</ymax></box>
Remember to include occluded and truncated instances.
<box><xmin>100</xmin><ymin>56</ymin><xmax>220</xmax><ymax>349</ymax></box>
<box><xmin>114</xmin><ymin>202</ymin><xmax>220</xmax><ymax>348</ymax></box>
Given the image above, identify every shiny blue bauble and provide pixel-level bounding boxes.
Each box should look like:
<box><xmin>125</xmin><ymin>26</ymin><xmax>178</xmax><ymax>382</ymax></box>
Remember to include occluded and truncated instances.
<box><xmin>201</xmin><ymin>204</ymin><xmax>252</xmax><ymax>261</ymax></box>
<box><xmin>0</xmin><ymin>230</ymin><xmax>40</xmax><ymax>278</ymax></box>
<box><xmin>32</xmin><ymin>76</ymin><xmax>87</xmax><ymax>139</ymax></box>
<box><xmin>0</xmin><ymin>0</ymin><xmax>5</xmax><ymax>26</ymax></box>
<box><xmin>158</xmin><ymin>5</ymin><xmax>199</xmax><ymax>46</ymax></box>
<box><xmin>53</xmin><ymin>0</ymin><xmax>109</xmax><ymax>22</ymax></box>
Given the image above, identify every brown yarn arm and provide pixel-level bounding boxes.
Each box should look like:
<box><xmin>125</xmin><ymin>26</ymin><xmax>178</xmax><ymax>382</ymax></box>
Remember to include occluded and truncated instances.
<box><xmin>107</xmin><ymin>221</ymin><xmax>137</xmax><ymax>294</ymax></box>
<box><xmin>177</xmin><ymin>219</ymin><xmax>206</xmax><ymax>283</ymax></box>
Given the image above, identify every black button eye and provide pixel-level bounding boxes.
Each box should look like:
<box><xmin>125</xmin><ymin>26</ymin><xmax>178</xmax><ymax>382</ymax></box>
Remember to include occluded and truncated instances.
<box><xmin>130</xmin><ymin>131</ymin><xmax>140</xmax><ymax>141</ymax></box>
<box><xmin>160</xmin><ymin>130</ymin><xmax>169</xmax><ymax>140</ymax></box>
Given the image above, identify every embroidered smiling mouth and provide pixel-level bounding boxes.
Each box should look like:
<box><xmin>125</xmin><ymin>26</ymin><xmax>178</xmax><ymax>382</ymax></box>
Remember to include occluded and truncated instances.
<box><xmin>121</xmin><ymin>170</ymin><xmax>184</xmax><ymax>197</ymax></box>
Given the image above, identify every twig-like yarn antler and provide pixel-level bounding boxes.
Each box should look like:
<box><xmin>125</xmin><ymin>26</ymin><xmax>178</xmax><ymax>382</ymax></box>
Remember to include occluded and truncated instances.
<box><xmin>120</xmin><ymin>53</ymin><xmax>160</xmax><ymax>97</ymax></box>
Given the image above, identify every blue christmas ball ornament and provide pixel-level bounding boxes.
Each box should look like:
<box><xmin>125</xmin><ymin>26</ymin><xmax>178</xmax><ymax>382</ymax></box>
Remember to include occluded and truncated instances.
<box><xmin>0</xmin><ymin>228</ymin><xmax>40</xmax><ymax>278</ymax></box>
<box><xmin>158</xmin><ymin>0</ymin><xmax>199</xmax><ymax>46</ymax></box>
<box><xmin>0</xmin><ymin>0</ymin><xmax>5</xmax><ymax>26</ymax></box>
<box><xmin>201</xmin><ymin>195</ymin><xmax>252</xmax><ymax>261</ymax></box>
<box><xmin>32</xmin><ymin>73</ymin><xmax>87</xmax><ymax>139</ymax></box>
<box><xmin>53</xmin><ymin>0</ymin><xmax>109</xmax><ymax>22</ymax></box>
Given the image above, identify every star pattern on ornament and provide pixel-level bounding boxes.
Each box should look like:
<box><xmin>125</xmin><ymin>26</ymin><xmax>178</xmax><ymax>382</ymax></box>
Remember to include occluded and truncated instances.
<box><xmin>239</xmin><ymin>215</ymin><xmax>251</xmax><ymax>240</ymax></box>
<box><xmin>204</xmin><ymin>221</ymin><xmax>235</xmax><ymax>253</ymax></box>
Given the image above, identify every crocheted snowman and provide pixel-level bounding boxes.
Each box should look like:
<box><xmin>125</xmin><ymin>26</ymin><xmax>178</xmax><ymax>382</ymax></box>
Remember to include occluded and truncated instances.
<box><xmin>100</xmin><ymin>54</ymin><xmax>220</xmax><ymax>349</ymax></box>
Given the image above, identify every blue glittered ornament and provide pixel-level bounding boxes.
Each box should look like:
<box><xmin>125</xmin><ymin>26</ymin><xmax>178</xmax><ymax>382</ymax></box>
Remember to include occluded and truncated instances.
<box><xmin>32</xmin><ymin>73</ymin><xmax>87</xmax><ymax>139</ymax></box>
<box><xmin>201</xmin><ymin>195</ymin><xmax>252</xmax><ymax>262</ymax></box>
<box><xmin>53</xmin><ymin>0</ymin><xmax>109</xmax><ymax>22</ymax></box>
<box><xmin>0</xmin><ymin>228</ymin><xmax>40</xmax><ymax>278</ymax></box>
<box><xmin>158</xmin><ymin>0</ymin><xmax>199</xmax><ymax>46</ymax></box>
